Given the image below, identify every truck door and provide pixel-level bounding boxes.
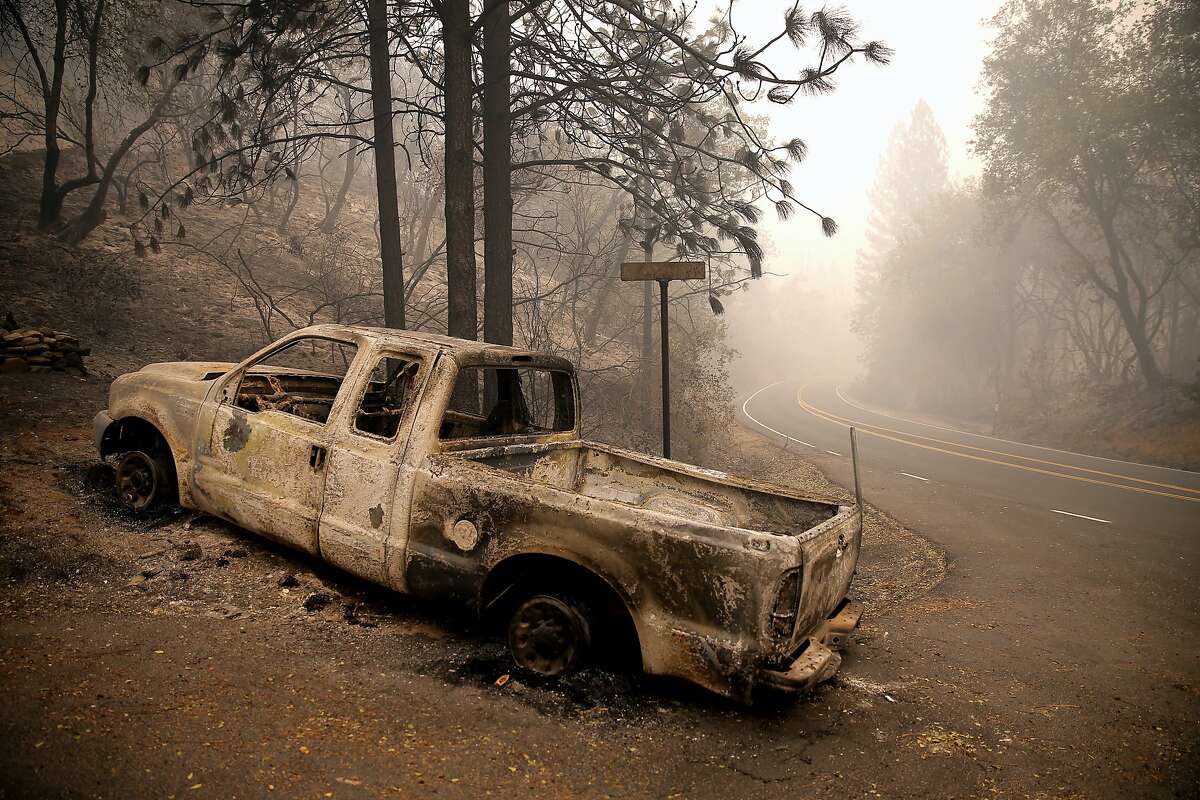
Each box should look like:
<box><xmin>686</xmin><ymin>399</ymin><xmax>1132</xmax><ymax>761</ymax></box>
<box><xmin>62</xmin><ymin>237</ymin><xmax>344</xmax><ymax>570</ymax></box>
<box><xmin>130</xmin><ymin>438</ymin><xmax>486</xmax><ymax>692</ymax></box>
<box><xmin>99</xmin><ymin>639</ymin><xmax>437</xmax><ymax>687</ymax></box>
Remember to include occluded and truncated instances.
<box><xmin>192</xmin><ymin>335</ymin><xmax>361</xmax><ymax>554</ymax></box>
<box><xmin>317</xmin><ymin>350</ymin><xmax>431</xmax><ymax>588</ymax></box>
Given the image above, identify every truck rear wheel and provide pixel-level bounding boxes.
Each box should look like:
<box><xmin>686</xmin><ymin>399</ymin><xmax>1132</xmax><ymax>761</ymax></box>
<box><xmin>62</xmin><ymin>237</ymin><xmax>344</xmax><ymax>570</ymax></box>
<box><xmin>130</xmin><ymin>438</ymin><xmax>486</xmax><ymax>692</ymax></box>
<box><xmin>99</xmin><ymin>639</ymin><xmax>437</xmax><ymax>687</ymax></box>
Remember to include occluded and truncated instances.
<box><xmin>507</xmin><ymin>593</ymin><xmax>592</xmax><ymax>677</ymax></box>
<box><xmin>114</xmin><ymin>450</ymin><xmax>174</xmax><ymax>513</ymax></box>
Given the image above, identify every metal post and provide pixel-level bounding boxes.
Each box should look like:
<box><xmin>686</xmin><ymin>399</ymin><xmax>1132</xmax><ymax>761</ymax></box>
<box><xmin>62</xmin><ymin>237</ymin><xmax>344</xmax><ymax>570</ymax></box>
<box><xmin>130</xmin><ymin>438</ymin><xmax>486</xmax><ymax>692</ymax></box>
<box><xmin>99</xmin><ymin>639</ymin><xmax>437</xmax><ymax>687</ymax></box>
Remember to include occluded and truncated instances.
<box><xmin>619</xmin><ymin>261</ymin><xmax>704</xmax><ymax>460</ymax></box>
<box><xmin>659</xmin><ymin>279</ymin><xmax>671</xmax><ymax>459</ymax></box>
<box><xmin>850</xmin><ymin>426</ymin><xmax>862</xmax><ymax>509</ymax></box>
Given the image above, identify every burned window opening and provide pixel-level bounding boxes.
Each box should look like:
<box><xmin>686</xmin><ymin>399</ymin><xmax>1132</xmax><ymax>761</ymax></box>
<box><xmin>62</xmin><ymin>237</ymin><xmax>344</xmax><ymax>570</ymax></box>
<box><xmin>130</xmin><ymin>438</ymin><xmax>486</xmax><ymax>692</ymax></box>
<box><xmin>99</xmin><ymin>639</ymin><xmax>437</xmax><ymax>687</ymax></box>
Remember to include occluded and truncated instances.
<box><xmin>233</xmin><ymin>337</ymin><xmax>358</xmax><ymax>425</ymax></box>
<box><xmin>354</xmin><ymin>356</ymin><xmax>421</xmax><ymax>439</ymax></box>
<box><xmin>440</xmin><ymin>366</ymin><xmax>575</xmax><ymax>440</ymax></box>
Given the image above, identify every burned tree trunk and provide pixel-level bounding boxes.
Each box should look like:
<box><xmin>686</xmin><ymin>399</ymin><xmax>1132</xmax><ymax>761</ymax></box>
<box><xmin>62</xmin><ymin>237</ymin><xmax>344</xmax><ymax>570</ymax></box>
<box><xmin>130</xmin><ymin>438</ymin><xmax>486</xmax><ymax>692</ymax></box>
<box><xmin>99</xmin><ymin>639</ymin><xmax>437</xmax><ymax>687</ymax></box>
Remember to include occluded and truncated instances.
<box><xmin>60</xmin><ymin>77</ymin><xmax>180</xmax><ymax>245</ymax></box>
<box><xmin>440</xmin><ymin>0</ymin><xmax>477</xmax><ymax>342</ymax></box>
<box><xmin>37</xmin><ymin>0</ymin><xmax>68</xmax><ymax>229</ymax></box>
<box><xmin>367</xmin><ymin>0</ymin><xmax>406</xmax><ymax>328</ymax></box>
<box><xmin>321</xmin><ymin>152</ymin><xmax>357</xmax><ymax>232</ymax></box>
<box><xmin>481</xmin><ymin>0</ymin><xmax>513</xmax><ymax>346</ymax></box>
<box><xmin>277</xmin><ymin>171</ymin><xmax>302</xmax><ymax>235</ymax></box>
<box><xmin>1098</xmin><ymin>218</ymin><xmax>1167</xmax><ymax>394</ymax></box>
<box><xmin>27</xmin><ymin>0</ymin><xmax>106</xmax><ymax>228</ymax></box>
<box><xmin>321</xmin><ymin>86</ymin><xmax>359</xmax><ymax>232</ymax></box>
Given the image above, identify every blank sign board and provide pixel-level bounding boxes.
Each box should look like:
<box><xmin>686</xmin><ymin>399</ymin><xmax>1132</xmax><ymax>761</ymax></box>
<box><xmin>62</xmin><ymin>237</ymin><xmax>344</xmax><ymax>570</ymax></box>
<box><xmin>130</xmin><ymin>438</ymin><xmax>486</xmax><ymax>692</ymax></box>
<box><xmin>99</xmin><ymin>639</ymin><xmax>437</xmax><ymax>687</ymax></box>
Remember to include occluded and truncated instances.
<box><xmin>619</xmin><ymin>261</ymin><xmax>706</xmax><ymax>282</ymax></box>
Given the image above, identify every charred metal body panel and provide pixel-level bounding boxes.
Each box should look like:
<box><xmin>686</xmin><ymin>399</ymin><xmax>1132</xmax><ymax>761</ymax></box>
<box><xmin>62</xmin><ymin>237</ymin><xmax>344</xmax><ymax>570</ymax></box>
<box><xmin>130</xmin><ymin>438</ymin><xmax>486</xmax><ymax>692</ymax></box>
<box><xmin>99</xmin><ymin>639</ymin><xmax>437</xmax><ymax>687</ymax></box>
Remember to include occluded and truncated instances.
<box><xmin>95</xmin><ymin>325</ymin><xmax>863</xmax><ymax>702</ymax></box>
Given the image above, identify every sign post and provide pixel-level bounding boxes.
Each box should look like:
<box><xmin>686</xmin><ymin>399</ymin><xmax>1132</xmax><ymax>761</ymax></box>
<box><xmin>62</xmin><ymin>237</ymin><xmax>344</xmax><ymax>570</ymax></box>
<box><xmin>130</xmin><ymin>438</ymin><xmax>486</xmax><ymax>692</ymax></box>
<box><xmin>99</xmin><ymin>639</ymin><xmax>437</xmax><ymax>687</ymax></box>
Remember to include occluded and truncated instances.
<box><xmin>620</xmin><ymin>261</ymin><xmax>705</xmax><ymax>459</ymax></box>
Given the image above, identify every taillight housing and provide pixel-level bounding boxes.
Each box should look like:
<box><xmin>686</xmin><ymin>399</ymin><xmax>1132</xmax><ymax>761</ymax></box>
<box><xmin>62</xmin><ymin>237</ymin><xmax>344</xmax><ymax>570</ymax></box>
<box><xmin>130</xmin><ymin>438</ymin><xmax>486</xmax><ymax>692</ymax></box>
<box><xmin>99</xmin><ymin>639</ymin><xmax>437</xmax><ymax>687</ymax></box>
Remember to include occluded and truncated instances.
<box><xmin>770</xmin><ymin>568</ymin><xmax>803</xmax><ymax>639</ymax></box>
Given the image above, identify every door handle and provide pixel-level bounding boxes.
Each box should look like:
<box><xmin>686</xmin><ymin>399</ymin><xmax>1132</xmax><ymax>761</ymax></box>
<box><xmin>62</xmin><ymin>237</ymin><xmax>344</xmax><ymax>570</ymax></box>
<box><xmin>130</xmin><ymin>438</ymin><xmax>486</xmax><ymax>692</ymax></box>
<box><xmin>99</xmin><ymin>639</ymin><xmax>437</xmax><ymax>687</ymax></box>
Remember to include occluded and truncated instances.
<box><xmin>309</xmin><ymin>444</ymin><xmax>327</xmax><ymax>471</ymax></box>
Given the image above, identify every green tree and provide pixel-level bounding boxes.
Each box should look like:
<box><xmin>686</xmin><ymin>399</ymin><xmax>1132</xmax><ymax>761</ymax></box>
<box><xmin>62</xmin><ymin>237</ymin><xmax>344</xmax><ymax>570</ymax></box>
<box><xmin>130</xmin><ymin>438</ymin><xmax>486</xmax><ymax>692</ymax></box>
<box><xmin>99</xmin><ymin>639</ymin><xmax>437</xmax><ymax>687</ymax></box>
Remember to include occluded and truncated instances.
<box><xmin>856</xmin><ymin>101</ymin><xmax>958</xmax><ymax>405</ymax></box>
<box><xmin>975</xmin><ymin>0</ymin><xmax>1184</xmax><ymax>393</ymax></box>
<box><xmin>860</xmin><ymin>100</ymin><xmax>948</xmax><ymax>272</ymax></box>
<box><xmin>1139</xmin><ymin>0</ymin><xmax>1200</xmax><ymax>379</ymax></box>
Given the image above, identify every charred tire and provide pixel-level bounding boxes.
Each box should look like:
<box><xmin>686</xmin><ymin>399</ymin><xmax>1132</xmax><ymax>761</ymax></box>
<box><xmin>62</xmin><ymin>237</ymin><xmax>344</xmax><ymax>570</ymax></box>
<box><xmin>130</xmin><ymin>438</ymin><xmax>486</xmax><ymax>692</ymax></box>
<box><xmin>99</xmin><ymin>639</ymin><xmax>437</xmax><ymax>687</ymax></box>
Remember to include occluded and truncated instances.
<box><xmin>507</xmin><ymin>592</ymin><xmax>593</xmax><ymax>677</ymax></box>
<box><xmin>114</xmin><ymin>449</ymin><xmax>175</xmax><ymax>513</ymax></box>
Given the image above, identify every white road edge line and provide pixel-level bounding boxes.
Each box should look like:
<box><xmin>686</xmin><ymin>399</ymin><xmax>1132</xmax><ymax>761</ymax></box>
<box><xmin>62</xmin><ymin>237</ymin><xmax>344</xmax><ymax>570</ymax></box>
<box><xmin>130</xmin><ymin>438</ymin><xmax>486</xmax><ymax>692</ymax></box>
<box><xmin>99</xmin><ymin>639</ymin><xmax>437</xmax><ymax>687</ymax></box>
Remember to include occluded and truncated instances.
<box><xmin>1051</xmin><ymin>509</ymin><xmax>1111</xmax><ymax>524</ymax></box>
<box><xmin>898</xmin><ymin>471</ymin><xmax>929</xmax><ymax>482</ymax></box>
<box><xmin>741</xmin><ymin>382</ymin><xmax>815</xmax><ymax>448</ymax></box>
<box><xmin>826</xmin><ymin>450</ymin><xmax>842</xmax><ymax>456</ymax></box>
<box><xmin>834</xmin><ymin>385</ymin><xmax>1200</xmax><ymax>477</ymax></box>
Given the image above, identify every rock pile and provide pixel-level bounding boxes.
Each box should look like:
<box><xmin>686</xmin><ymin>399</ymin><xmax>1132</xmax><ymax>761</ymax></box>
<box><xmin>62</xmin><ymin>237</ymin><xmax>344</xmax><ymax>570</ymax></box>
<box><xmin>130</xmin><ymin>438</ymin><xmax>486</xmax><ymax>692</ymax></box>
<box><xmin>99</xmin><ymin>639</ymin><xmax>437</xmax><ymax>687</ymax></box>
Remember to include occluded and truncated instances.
<box><xmin>1</xmin><ymin>325</ymin><xmax>89</xmax><ymax>374</ymax></box>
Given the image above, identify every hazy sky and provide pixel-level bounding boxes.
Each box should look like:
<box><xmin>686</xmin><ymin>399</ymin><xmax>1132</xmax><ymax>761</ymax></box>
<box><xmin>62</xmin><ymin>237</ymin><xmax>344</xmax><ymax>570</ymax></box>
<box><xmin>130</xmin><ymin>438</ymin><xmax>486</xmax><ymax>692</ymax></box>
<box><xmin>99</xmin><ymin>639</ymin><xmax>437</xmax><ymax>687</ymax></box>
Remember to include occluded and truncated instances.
<box><xmin>720</xmin><ymin>0</ymin><xmax>1005</xmax><ymax>386</ymax></box>
<box><xmin>738</xmin><ymin>0</ymin><xmax>1003</xmax><ymax>270</ymax></box>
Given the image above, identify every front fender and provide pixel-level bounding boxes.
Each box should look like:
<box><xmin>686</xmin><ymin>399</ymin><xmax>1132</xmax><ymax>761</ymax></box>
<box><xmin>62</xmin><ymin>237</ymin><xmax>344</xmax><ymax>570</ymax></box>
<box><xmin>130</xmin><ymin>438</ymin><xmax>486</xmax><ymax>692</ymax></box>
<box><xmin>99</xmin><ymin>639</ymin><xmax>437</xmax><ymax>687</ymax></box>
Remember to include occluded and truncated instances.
<box><xmin>93</xmin><ymin>410</ymin><xmax>115</xmax><ymax>453</ymax></box>
<box><xmin>102</xmin><ymin>371</ymin><xmax>213</xmax><ymax>509</ymax></box>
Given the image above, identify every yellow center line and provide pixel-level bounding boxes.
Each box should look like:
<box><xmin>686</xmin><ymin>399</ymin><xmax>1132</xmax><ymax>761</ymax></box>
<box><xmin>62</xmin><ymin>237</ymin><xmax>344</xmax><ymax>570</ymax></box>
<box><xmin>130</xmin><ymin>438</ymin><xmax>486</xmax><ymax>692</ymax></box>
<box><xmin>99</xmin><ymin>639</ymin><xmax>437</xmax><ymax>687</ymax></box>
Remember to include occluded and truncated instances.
<box><xmin>816</xmin><ymin>388</ymin><xmax>1200</xmax><ymax>494</ymax></box>
<box><xmin>795</xmin><ymin>386</ymin><xmax>1200</xmax><ymax>504</ymax></box>
<box><xmin>829</xmin><ymin>388</ymin><xmax>1200</xmax><ymax>495</ymax></box>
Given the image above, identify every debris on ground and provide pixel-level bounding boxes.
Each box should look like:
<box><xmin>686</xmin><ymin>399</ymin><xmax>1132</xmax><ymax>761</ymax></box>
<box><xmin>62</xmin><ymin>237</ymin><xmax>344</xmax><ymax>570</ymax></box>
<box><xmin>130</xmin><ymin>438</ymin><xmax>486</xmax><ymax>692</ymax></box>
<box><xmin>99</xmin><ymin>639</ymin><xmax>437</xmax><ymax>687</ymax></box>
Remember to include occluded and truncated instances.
<box><xmin>211</xmin><ymin>603</ymin><xmax>244</xmax><ymax>620</ymax></box>
<box><xmin>0</xmin><ymin>323</ymin><xmax>89</xmax><ymax>374</ymax></box>
<box><xmin>342</xmin><ymin>602</ymin><xmax>377</xmax><ymax>627</ymax></box>
<box><xmin>176</xmin><ymin>543</ymin><xmax>202</xmax><ymax>561</ymax></box>
<box><xmin>302</xmin><ymin>592</ymin><xmax>332</xmax><ymax>612</ymax></box>
<box><xmin>912</xmin><ymin>724</ymin><xmax>977</xmax><ymax>758</ymax></box>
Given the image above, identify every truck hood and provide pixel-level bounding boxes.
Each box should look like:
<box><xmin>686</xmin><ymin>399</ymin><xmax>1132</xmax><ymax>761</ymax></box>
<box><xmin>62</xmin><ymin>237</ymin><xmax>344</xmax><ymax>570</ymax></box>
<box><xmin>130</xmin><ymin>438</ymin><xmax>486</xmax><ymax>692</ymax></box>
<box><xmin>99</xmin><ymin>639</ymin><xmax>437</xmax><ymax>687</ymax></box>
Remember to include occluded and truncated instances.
<box><xmin>137</xmin><ymin>362</ymin><xmax>235</xmax><ymax>381</ymax></box>
<box><xmin>108</xmin><ymin>361</ymin><xmax>233</xmax><ymax>411</ymax></box>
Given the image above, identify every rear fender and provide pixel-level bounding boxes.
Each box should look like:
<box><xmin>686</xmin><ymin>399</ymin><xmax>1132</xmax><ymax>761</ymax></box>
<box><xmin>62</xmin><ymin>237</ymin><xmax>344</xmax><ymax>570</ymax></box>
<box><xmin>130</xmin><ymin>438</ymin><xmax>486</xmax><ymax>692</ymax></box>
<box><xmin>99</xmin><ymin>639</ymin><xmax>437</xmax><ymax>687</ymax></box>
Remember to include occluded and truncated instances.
<box><xmin>406</xmin><ymin>455</ymin><xmax>797</xmax><ymax>700</ymax></box>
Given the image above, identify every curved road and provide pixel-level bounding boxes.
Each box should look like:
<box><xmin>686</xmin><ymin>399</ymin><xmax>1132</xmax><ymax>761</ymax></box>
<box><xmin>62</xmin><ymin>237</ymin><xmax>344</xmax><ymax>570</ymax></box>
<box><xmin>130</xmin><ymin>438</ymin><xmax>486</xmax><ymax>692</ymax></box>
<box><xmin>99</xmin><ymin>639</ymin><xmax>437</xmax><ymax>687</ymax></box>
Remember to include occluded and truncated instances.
<box><xmin>744</xmin><ymin>381</ymin><xmax>1200</xmax><ymax>534</ymax></box>
<box><xmin>741</xmin><ymin>380</ymin><xmax>1199</xmax><ymax>793</ymax></box>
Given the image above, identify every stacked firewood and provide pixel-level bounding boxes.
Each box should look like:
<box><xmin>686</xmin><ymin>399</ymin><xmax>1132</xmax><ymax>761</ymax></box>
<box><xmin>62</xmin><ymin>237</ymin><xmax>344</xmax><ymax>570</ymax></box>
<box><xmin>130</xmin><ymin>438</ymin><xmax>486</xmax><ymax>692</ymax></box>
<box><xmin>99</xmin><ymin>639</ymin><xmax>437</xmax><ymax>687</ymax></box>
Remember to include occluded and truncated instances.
<box><xmin>0</xmin><ymin>318</ymin><xmax>89</xmax><ymax>374</ymax></box>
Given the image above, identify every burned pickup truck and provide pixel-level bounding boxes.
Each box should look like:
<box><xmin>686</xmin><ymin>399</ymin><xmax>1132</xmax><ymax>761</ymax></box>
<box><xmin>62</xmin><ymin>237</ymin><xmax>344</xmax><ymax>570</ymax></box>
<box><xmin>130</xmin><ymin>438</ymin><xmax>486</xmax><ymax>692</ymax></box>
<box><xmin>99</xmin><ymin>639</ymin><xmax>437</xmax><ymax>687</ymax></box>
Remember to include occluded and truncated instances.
<box><xmin>94</xmin><ymin>325</ymin><xmax>863</xmax><ymax>701</ymax></box>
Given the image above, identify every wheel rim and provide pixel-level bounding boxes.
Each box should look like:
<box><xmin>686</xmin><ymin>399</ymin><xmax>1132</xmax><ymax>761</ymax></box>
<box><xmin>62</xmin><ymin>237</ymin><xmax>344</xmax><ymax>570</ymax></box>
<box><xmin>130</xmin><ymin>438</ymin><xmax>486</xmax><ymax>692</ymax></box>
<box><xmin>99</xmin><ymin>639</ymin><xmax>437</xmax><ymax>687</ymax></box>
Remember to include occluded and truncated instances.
<box><xmin>508</xmin><ymin>596</ymin><xmax>589</xmax><ymax>677</ymax></box>
<box><xmin>116</xmin><ymin>452</ymin><xmax>159</xmax><ymax>512</ymax></box>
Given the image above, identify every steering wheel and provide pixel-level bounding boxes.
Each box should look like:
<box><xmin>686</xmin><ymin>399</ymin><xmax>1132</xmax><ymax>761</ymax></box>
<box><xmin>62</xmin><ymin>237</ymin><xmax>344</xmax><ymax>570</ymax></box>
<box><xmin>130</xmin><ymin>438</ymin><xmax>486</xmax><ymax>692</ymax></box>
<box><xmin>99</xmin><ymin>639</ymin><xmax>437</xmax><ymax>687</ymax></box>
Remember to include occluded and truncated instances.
<box><xmin>254</xmin><ymin>374</ymin><xmax>294</xmax><ymax>412</ymax></box>
<box><xmin>358</xmin><ymin>407</ymin><xmax>405</xmax><ymax>419</ymax></box>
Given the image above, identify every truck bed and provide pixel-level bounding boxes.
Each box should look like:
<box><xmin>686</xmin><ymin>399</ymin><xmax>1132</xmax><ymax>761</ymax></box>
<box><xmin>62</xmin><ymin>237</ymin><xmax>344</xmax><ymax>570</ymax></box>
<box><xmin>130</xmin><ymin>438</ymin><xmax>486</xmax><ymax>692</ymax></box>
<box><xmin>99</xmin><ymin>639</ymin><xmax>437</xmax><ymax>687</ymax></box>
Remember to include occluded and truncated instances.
<box><xmin>459</xmin><ymin>440</ymin><xmax>839</xmax><ymax>535</ymax></box>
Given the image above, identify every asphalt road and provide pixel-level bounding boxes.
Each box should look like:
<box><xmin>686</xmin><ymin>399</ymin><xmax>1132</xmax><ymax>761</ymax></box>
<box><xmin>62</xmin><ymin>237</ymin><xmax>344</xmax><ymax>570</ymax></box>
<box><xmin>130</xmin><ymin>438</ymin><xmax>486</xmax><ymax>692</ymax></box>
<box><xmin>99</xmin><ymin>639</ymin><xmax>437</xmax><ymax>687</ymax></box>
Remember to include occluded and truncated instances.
<box><xmin>742</xmin><ymin>379</ymin><xmax>1200</xmax><ymax>789</ymax></box>
<box><xmin>744</xmin><ymin>381</ymin><xmax>1200</xmax><ymax>533</ymax></box>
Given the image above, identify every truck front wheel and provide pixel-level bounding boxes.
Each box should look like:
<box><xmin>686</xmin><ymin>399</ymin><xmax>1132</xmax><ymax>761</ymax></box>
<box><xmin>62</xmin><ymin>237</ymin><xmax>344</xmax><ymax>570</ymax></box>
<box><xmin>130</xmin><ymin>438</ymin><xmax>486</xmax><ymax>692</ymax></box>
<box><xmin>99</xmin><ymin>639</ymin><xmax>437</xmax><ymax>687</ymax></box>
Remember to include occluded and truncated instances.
<box><xmin>507</xmin><ymin>593</ymin><xmax>592</xmax><ymax>677</ymax></box>
<box><xmin>114</xmin><ymin>450</ymin><xmax>174</xmax><ymax>513</ymax></box>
